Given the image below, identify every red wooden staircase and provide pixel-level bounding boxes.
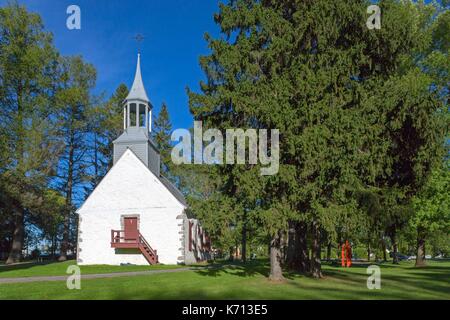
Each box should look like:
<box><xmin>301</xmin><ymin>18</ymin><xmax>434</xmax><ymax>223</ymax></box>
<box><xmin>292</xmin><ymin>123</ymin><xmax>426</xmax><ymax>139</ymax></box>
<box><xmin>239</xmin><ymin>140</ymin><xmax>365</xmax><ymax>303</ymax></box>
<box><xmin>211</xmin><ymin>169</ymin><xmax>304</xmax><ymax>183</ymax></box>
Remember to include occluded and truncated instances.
<box><xmin>138</xmin><ymin>233</ymin><xmax>158</xmax><ymax>264</ymax></box>
<box><xmin>111</xmin><ymin>230</ymin><xmax>158</xmax><ymax>265</ymax></box>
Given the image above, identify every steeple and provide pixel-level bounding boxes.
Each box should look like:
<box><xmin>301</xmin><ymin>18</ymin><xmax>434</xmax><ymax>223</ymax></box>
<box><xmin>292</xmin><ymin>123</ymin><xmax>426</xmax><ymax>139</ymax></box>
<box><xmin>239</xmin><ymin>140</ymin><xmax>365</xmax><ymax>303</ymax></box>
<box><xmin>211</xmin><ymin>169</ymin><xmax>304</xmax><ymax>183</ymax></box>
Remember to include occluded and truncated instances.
<box><xmin>125</xmin><ymin>53</ymin><xmax>149</xmax><ymax>102</ymax></box>
<box><xmin>113</xmin><ymin>53</ymin><xmax>160</xmax><ymax>176</ymax></box>
<box><xmin>121</xmin><ymin>53</ymin><xmax>152</xmax><ymax>131</ymax></box>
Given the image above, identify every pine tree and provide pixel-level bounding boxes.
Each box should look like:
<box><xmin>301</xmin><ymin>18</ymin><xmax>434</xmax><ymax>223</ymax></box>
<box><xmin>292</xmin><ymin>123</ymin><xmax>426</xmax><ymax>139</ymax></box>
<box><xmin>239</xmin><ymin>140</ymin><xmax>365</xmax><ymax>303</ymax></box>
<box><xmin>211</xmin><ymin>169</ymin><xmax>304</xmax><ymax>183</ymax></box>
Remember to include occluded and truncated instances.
<box><xmin>100</xmin><ymin>84</ymin><xmax>129</xmax><ymax>170</ymax></box>
<box><xmin>152</xmin><ymin>102</ymin><xmax>173</xmax><ymax>175</ymax></box>
<box><xmin>189</xmin><ymin>0</ymin><xmax>375</xmax><ymax>280</ymax></box>
<box><xmin>55</xmin><ymin>55</ymin><xmax>96</xmax><ymax>261</ymax></box>
<box><xmin>189</xmin><ymin>0</ymin><xmax>448</xmax><ymax>279</ymax></box>
<box><xmin>0</xmin><ymin>2</ymin><xmax>61</xmax><ymax>264</ymax></box>
<box><xmin>87</xmin><ymin>83</ymin><xmax>128</xmax><ymax>189</ymax></box>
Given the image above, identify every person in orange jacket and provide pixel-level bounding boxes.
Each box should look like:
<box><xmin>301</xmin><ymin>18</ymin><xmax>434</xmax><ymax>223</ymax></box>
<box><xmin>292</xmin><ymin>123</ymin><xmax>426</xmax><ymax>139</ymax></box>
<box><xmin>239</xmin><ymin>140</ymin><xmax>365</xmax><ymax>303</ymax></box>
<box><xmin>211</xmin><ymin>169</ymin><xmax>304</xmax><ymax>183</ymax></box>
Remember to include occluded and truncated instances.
<box><xmin>341</xmin><ymin>240</ymin><xmax>352</xmax><ymax>267</ymax></box>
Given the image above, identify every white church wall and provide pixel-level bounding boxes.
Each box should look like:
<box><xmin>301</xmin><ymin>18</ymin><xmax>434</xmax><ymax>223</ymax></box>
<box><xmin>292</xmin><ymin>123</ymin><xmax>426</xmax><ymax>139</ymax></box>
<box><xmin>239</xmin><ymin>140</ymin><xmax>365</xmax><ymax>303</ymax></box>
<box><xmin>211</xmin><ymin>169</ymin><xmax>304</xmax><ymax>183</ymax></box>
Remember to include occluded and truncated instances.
<box><xmin>77</xmin><ymin>149</ymin><xmax>185</xmax><ymax>265</ymax></box>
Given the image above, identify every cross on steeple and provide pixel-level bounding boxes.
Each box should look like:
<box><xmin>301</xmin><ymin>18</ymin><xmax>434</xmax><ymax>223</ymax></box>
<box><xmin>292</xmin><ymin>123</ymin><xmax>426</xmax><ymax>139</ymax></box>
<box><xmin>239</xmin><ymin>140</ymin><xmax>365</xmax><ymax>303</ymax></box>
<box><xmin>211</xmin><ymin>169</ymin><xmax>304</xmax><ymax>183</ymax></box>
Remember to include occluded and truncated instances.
<box><xmin>133</xmin><ymin>33</ymin><xmax>145</xmax><ymax>53</ymax></box>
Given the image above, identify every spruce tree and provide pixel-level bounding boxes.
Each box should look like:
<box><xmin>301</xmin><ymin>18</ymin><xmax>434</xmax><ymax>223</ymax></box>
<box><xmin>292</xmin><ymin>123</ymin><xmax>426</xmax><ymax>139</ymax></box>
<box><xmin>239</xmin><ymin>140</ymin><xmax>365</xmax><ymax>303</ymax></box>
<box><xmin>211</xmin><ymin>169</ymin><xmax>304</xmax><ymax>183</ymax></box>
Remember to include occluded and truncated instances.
<box><xmin>55</xmin><ymin>56</ymin><xmax>96</xmax><ymax>261</ymax></box>
<box><xmin>152</xmin><ymin>102</ymin><xmax>173</xmax><ymax>175</ymax></box>
<box><xmin>87</xmin><ymin>83</ymin><xmax>128</xmax><ymax>189</ymax></box>
<box><xmin>0</xmin><ymin>2</ymin><xmax>61</xmax><ymax>264</ymax></box>
<box><xmin>189</xmin><ymin>0</ymin><xmax>448</xmax><ymax>279</ymax></box>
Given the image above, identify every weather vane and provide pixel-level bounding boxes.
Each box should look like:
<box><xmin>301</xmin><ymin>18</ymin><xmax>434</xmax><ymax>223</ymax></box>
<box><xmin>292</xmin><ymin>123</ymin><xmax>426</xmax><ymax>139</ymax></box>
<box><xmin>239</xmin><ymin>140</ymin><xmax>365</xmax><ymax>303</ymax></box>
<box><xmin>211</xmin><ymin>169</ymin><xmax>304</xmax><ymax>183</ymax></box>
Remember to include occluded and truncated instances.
<box><xmin>133</xmin><ymin>33</ymin><xmax>145</xmax><ymax>53</ymax></box>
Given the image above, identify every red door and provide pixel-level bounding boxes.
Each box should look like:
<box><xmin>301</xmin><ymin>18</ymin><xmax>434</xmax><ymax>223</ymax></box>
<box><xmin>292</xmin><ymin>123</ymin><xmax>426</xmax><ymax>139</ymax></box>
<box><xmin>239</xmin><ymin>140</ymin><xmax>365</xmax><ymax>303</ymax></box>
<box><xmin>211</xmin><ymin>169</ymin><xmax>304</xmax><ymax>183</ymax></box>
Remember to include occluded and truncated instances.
<box><xmin>124</xmin><ymin>217</ymin><xmax>138</xmax><ymax>241</ymax></box>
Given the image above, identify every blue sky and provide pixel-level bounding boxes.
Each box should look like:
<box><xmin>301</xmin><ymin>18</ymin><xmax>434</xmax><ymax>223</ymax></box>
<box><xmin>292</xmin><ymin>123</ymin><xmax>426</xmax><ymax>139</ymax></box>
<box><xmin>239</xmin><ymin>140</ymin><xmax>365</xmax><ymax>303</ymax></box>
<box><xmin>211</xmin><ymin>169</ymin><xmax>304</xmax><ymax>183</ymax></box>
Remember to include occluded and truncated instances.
<box><xmin>1</xmin><ymin>0</ymin><xmax>221</xmax><ymax>129</ymax></box>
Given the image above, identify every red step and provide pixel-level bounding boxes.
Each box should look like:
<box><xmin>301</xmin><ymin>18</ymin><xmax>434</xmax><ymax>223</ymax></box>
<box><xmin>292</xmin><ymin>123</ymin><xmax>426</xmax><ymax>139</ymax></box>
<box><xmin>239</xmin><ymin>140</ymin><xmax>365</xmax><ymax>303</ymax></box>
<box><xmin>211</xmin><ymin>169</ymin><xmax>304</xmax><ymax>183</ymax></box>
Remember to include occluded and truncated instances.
<box><xmin>138</xmin><ymin>233</ymin><xmax>158</xmax><ymax>265</ymax></box>
<box><xmin>111</xmin><ymin>229</ymin><xmax>158</xmax><ymax>265</ymax></box>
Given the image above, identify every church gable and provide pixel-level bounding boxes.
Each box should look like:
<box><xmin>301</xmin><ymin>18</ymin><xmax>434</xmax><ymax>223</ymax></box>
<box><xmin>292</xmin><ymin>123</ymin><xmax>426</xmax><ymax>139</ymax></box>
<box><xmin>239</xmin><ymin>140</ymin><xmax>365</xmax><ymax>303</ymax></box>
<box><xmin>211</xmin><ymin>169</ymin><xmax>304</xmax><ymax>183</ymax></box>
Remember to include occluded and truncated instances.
<box><xmin>77</xmin><ymin>149</ymin><xmax>185</xmax><ymax>214</ymax></box>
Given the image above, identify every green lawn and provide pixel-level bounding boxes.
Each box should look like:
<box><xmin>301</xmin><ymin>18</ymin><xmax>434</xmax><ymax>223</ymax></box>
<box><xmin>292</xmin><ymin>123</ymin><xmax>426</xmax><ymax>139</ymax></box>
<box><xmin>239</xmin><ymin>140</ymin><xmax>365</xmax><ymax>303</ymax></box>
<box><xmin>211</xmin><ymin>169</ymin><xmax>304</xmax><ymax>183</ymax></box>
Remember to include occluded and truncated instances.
<box><xmin>0</xmin><ymin>260</ymin><xmax>193</xmax><ymax>278</ymax></box>
<box><xmin>0</xmin><ymin>259</ymin><xmax>449</xmax><ymax>299</ymax></box>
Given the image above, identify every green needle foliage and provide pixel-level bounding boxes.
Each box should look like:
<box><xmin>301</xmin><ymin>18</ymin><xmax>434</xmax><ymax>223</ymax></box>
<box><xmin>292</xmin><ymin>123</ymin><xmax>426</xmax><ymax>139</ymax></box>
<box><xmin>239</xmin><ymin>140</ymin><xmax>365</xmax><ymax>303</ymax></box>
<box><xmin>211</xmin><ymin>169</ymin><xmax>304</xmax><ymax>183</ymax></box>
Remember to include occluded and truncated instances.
<box><xmin>152</xmin><ymin>102</ymin><xmax>174</xmax><ymax>176</ymax></box>
<box><xmin>0</xmin><ymin>2</ymin><xmax>61</xmax><ymax>263</ymax></box>
<box><xmin>54</xmin><ymin>55</ymin><xmax>96</xmax><ymax>261</ymax></box>
<box><xmin>0</xmin><ymin>0</ymin><xmax>447</xmax><ymax>279</ymax></box>
<box><xmin>189</xmin><ymin>0</ymin><xmax>448</xmax><ymax>279</ymax></box>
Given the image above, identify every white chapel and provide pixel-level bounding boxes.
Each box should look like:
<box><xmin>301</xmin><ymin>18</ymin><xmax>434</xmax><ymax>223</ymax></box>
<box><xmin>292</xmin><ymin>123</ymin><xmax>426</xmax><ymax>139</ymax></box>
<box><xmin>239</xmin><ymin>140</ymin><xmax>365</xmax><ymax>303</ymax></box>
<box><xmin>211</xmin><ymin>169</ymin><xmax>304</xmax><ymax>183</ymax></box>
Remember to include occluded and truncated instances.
<box><xmin>76</xmin><ymin>54</ymin><xmax>210</xmax><ymax>265</ymax></box>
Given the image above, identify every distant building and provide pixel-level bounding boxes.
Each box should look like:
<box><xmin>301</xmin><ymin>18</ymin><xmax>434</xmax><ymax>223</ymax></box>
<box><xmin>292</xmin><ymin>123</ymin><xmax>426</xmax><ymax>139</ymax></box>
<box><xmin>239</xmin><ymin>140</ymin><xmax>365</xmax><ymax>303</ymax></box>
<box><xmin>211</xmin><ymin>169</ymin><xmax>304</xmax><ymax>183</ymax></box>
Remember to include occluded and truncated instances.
<box><xmin>76</xmin><ymin>54</ymin><xmax>210</xmax><ymax>265</ymax></box>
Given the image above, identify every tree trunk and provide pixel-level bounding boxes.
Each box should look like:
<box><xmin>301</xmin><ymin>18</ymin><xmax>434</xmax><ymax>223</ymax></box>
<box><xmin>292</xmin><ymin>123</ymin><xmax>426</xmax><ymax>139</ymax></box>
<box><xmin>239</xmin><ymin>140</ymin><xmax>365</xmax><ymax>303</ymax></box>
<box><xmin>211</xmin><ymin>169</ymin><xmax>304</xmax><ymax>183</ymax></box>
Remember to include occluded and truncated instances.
<box><xmin>415</xmin><ymin>227</ymin><xmax>426</xmax><ymax>267</ymax></box>
<box><xmin>390</xmin><ymin>232</ymin><xmax>399</xmax><ymax>264</ymax></box>
<box><xmin>7</xmin><ymin>86</ymin><xmax>25</xmax><ymax>265</ymax></box>
<box><xmin>326</xmin><ymin>241</ymin><xmax>332</xmax><ymax>261</ymax></box>
<box><xmin>241</xmin><ymin>212</ymin><xmax>247</xmax><ymax>263</ymax></box>
<box><xmin>269</xmin><ymin>231</ymin><xmax>284</xmax><ymax>281</ymax></box>
<box><xmin>367</xmin><ymin>242</ymin><xmax>371</xmax><ymax>261</ymax></box>
<box><xmin>382</xmin><ymin>239</ymin><xmax>387</xmax><ymax>261</ymax></box>
<box><xmin>93</xmin><ymin>133</ymin><xmax>101</xmax><ymax>187</ymax></box>
<box><xmin>280</xmin><ymin>229</ymin><xmax>288</xmax><ymax>266</ymax></box>
<box><xmin>297</xmin><ymin>221</ymin><xmax>309</xmax><ymax>273</ymax></box>
<box><xmin>286</xmin><ymin>221</ymin><xmax>309</xmax><ymax>273</ymax></box>
<box><xmin>59</xmin><ymin>210</ymin><xmax>70</xmax><ymax>261</ymax></box>
<box><xmin>51</xmin><ymin>234</ymin><xmax>56</xmax><ymax>259</ymax></box>
<box><xmin>59</xmin><ymin>135</ymin><xmax>74</xmax><ymax>261</ymax></box>
<box><xmin>286</xmin><ymin>221</ymin><xmax>296</xmax><ymax>269</ymax></box>
<box><xmin>6</xmin><ymin>206</ymin><xmax>25</xmax><ymax>264</ymax></box>
<box><xmin>310</xmin><ymin>220</ymin><xmax>322</xmax><ymax>278</ymax></box>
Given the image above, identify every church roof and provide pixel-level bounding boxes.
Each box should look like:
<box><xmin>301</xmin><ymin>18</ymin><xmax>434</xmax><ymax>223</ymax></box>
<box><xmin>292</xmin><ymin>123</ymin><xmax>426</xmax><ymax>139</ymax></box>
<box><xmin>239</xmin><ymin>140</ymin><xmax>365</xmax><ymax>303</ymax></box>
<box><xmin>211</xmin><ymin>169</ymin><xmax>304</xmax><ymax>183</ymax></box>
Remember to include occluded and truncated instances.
<box><xmin>77</xmin><ymin>149</ymin><xmax>187</xmax><ymax>214</ymax></box>
<box><xmin>159</xmin><ymin>175</ymin><xmax>187</xmax><ymax>207</ymax></box>
<box><xmin>125</xmin><ymin>53</ymin><xmax>150</xmax><ymax>102</ymax></box>
<box><xmin>113</xmin><ymin>127</ymin><xmax>160</xmax><ymax>152</ymax></box>
<box><xmin>114</xmin><ymin>126</ymin><xmax>149</xmax><ymax>143</ymax></box>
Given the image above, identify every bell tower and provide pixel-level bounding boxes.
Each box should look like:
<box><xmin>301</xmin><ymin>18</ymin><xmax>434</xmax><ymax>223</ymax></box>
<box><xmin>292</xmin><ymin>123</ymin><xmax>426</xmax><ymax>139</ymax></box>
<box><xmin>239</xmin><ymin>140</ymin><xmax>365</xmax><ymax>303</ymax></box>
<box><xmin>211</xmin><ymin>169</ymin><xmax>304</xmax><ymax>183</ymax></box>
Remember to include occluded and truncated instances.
<box><xmin>113</xmin><ymin>54</ymin><xmax>160</xmax><ymax>176</ymax></box>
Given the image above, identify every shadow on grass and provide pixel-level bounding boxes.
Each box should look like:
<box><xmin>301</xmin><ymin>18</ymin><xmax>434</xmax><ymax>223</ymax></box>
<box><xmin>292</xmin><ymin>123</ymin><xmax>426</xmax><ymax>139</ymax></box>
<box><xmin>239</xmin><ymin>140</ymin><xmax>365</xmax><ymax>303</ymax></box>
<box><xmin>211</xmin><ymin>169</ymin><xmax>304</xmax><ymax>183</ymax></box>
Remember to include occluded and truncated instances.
<box><xmin>324</xmin><ymin>263</ymin><xmax>450</xmax><ymax>298</ymax></box>
<box><xmin>194</xmin><ymin>259</ymin><xmax>270</xmax><ymax>278</ymax></box>
<box><xmin>192</xmin><ymin>259</ymin><xmax>449</xmax><ymax>299</ymax></box>
<box><xmin>2</xmin><ymin>259</ymin><xmax>447</xmax><ymax>300</ymax></box>
<box><xmin>0</xmin><ymin>260</ymin><xmax>62</xmax><ymax>274</ymax></box>
<box><xmin>194</xmin><ymin>259</ymin><xmax>330</xmax><ymax>281</ymax></box>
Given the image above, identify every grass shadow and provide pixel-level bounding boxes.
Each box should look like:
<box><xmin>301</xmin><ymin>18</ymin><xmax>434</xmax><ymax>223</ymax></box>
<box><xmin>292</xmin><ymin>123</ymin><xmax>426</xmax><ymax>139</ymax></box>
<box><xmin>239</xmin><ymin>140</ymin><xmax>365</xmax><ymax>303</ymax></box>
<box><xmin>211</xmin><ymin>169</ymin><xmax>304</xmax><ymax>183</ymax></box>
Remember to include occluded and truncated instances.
<box><xmin>0</xmin><ymin>260</ymin><xmax>61</xmax><ymax>274</ymax></box>
<box><xmin>194</xmin><ymin>259</ymin><xmax>269</xmax><ymax>278</ymax></box>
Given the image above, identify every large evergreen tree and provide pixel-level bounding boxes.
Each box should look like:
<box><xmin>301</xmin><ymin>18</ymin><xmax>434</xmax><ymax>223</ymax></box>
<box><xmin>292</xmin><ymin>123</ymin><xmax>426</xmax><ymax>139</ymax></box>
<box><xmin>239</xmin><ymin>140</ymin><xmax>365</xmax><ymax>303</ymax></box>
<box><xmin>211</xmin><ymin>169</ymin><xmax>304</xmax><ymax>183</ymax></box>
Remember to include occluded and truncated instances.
<box><xmin>152</xmin><ymin>102</ymin><xmax>173</xmax><ymax>175</ymax></box>
<box><xmin>55</xmin><ymin>55</ymin><xmax>96</xmax><ymax>261</ymax></box>
<box><xmin>87</xmin><ymin>83</ymin><xmax>128</xmax><ymax>189</ymax></box>
<box><xmin>189</xmin><ymin>0</ymin><xmax>448</xmax><ymax>279</ymax></box>
<box><xmin>0</xmin><ymin>2</ymin><xmax>61</xmax><ymax>264</ymax></box>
